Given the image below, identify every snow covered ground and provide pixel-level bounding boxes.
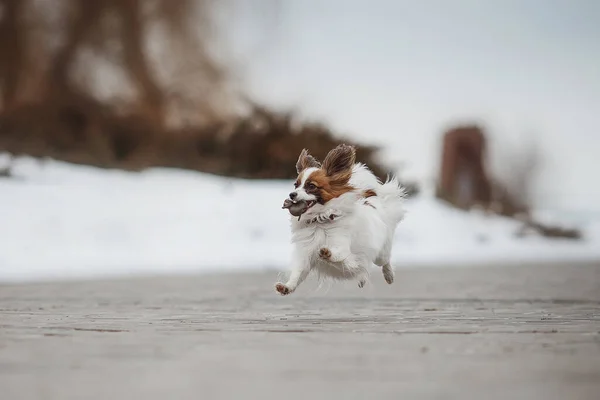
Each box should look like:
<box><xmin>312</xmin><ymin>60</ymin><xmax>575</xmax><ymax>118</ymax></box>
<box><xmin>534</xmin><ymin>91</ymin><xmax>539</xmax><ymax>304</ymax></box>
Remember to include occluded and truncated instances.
<box><xmin>1</xmin><ymin>154</ymin><xmax>599</xmax><ymax>283</ymax></box>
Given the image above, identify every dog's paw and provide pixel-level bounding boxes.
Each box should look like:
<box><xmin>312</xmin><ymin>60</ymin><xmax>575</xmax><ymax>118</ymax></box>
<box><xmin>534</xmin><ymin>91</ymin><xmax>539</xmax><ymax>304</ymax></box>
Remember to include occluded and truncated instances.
<box><xmin>358</xmin><ymin>279</ymin><xmax>366</xmax><ymax>288</ymax></box>
<box><xmin>275</xmin><ymin>283</ymin><xmax>292</xmax><ymax>296</ymax></box>
<box><xmin>384</xmin><ymin>272</ymin><xmax>394</xmax><ymax>284</ymax></box>
<box><xmin>319</xmin><ymin>248</ymin><xmax>332</xmax><ymax>260</ymax></box>
<box><xmin>382</xmin><ymin>264</ymin><xmax>394</xmax><ymax>284</ymax></box>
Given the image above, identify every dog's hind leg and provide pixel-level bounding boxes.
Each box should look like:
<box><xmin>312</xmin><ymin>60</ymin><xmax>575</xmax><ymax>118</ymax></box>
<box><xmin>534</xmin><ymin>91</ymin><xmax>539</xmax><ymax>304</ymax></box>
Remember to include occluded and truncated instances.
<box><xmin>375</xmin><ymin>256</ymin><xmax>394</xmax><ymax>285</ymax></box>
<box><xmin>375</xmin><ymin>239</ymin><xmax>394</xmax><ymax>285</ymax></box>
<box><xmin>375</xmin><ymin>236</ymin><xmax>392</xmax><ymax>266</ymax></box>
<box><xmin>381</xmin><ymin>263</ymin><xmax>394</xmax><ymax>284</ymax></box>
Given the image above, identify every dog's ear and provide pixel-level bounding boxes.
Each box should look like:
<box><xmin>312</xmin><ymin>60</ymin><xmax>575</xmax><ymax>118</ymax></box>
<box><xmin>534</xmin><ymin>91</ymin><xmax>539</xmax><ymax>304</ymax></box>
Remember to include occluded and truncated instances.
<box><xmin>322</xmin><ymin>144</ymin><xmax>356</xmax><ymax>177</ymax></box>
<box><xmin>296</xmin><ymin>149</ymin><xmax>321</xmax><ymax>174</ymax></box>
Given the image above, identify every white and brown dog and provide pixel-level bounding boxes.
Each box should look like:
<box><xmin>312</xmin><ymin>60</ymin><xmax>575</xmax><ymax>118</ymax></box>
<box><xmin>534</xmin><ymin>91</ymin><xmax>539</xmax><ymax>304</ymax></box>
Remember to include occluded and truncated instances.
<box><xmin>276</xmin><ymin>144</ymin><xmax>406</xmax><ymax>295</ymax></box>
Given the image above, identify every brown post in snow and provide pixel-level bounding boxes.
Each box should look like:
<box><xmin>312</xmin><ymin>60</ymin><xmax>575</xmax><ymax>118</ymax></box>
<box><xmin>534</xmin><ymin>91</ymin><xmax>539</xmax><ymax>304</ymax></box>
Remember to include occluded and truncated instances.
<box><xmin>437</xmin><ymin>125</ymin><xmax>492</xmax><ymax>210</ymax></box>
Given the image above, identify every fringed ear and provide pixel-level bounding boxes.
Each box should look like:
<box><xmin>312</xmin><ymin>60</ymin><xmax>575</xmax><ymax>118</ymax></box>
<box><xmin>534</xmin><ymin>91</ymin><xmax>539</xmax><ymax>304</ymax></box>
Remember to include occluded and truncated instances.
<box><xmin>322</xmin><ymin>144</ymin><xmax>356</xmax><ymax>178</ymax></box>
<box><xmin>296</xmin><ymin>148</ymin><xmax>321</xmax><ymax>174</ymax></box>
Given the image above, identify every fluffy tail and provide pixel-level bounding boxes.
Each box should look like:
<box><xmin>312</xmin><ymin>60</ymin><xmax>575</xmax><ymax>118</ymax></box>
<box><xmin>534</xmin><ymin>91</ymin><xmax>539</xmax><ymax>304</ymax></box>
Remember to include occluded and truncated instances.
<box><xmin>377</xmin><ymin>175</ymin><xmax>406</xmax><ymax>228</ymax></box>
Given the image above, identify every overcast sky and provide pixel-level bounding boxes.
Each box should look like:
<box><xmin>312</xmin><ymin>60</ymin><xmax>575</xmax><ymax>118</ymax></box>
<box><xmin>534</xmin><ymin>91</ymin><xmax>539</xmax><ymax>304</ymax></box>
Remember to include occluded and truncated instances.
<box><xmin>232</xmin><ymin>0</ymin><xmax>600</xmax><ymax>212</ymax></box>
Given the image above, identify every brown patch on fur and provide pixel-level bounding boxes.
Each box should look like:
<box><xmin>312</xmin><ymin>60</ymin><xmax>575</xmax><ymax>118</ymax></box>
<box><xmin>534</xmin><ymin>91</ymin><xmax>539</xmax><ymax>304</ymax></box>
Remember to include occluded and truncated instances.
<box><xmin>296</xmin><ymin>144</ymin><xmax>356</xmax><ymax>203</ymax></box>
<box><xmin>292</xmin><ymin>144</ymin><xmax>358</xmax><ymax>204</ymax></box>
<box><xmin>305</xmin><ymin>169</ymin><xmax>354</xmax><ymax>203</ymax></box>
<box><xmin>363</xmin><ymin>189</ymin><xmax>377</xmax><ymax>198</ymax></box>
<box><xmin>294</xmin><ymin>171</ymin><xmax>304</xmax><ymax>188</ymax></box>
<box><xmin>296</xmin><ymin>149</ymin><xmax>321</xmax><ymax>174</ymax></box>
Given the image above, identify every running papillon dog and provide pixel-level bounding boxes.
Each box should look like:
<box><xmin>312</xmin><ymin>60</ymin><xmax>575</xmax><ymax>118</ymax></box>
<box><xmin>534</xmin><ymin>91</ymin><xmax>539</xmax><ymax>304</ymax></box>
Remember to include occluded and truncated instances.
<box><xmin>276</xmin><ymin>144</ymin><xmax>406</xmax><ymax>295</ymax></box>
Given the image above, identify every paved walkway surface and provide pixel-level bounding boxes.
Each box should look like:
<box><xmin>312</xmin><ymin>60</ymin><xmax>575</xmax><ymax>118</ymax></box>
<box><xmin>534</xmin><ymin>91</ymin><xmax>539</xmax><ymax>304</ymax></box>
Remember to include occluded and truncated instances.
<box><xmin>1</xmin><ymin>263</ymin><xmax>599</xmax><ymax>400</ymax></box>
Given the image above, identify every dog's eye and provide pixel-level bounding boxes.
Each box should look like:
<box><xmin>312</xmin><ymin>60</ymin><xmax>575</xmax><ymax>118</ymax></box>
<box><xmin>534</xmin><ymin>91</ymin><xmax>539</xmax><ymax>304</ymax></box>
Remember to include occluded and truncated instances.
<box><xmin>294</xmin><ymin>182</ymin><xmax>299</xmax><ymax>188</ymax></box>
<box><xmin>307</xmin><ymin>183</ymin><xmax>317</xmax><ymax>190</ymax></box>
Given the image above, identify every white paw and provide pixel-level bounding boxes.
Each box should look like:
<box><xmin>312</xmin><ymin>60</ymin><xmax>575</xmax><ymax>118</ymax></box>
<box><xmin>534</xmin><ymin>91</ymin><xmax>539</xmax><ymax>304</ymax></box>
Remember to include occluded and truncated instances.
<box><xmin>318</xmin><ymin>248</ymin><xmax>332</xmax><ymax>260</ymax></box>
<box><xmin>320</xmin><ymin>246</ymin><xmax>348</xmax><ymax>263</ymax></box>
<box><xmin>275</xmin><ymin>283</ymin><xmax>292</xmax><ymax>295</ymax></box>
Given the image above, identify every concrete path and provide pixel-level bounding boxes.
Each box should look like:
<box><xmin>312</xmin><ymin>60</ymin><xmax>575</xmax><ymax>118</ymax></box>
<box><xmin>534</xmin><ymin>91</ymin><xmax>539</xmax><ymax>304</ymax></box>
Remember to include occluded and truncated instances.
<box><xmin>1</xmin><ymin>263</ymin><xmax>599</xmax><ymax>400</ymax></box>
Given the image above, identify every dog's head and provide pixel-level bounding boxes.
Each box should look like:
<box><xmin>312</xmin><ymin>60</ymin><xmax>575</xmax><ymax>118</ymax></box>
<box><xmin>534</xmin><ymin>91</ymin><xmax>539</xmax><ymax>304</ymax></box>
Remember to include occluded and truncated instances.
<box><xmin>286</xmin><ymin>144</ymin><xmax>356</xmax><ymax>215</ymax></box>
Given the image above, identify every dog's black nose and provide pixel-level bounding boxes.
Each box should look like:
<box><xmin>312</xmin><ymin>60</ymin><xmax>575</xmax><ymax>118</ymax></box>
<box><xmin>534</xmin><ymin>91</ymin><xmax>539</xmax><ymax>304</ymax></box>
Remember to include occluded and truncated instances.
<box><xmin>289</xmin><ymin>192</ymin><xmax>297</xmax><ymax>200</ymax></box>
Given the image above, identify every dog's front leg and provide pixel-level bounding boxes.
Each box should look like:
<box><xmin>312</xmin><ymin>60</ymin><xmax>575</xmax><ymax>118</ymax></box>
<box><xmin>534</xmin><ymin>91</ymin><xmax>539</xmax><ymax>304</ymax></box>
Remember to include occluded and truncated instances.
<box><xmin>318</xmin><ymin>232</ymin><xmax>351</xmax><ymax>263</ymax></box>
<box><xmin>275</xmin><ymin>254</ymin><xmax>310</xmax><ymax>296</ymax></box>
<box><xmin>318</xmin><ymin>234</ymin><xmax>366</xmax><ymax>279</ymax></box>
<box><xmin>320</xmin><ymin>242</ymin><xmax>369</xmax><ymax>281</ymax></box>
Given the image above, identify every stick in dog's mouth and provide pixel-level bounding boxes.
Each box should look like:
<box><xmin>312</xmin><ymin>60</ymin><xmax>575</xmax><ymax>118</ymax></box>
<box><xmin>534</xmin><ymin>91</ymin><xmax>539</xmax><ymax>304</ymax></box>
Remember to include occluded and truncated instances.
<box><xmin>282</xmin><ymin>199</ymin><xmax>316</xmax><ymax>219</ymax></box>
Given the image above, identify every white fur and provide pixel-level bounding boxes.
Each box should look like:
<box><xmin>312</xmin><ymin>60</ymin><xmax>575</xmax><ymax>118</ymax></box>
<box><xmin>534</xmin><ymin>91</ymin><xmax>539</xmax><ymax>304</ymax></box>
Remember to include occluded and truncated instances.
<box><xmin>276</xmin><ymin>163</ymin><xmax>405</xmax><ymax>295</ymax></box>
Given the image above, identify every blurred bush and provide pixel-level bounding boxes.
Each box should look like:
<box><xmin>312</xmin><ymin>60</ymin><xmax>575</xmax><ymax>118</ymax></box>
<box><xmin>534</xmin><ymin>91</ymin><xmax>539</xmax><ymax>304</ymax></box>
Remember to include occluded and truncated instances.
<box><xmin>0</xmin><ymin>0</ymin><xmax>405</xmax><ymax>183</ymax></box>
